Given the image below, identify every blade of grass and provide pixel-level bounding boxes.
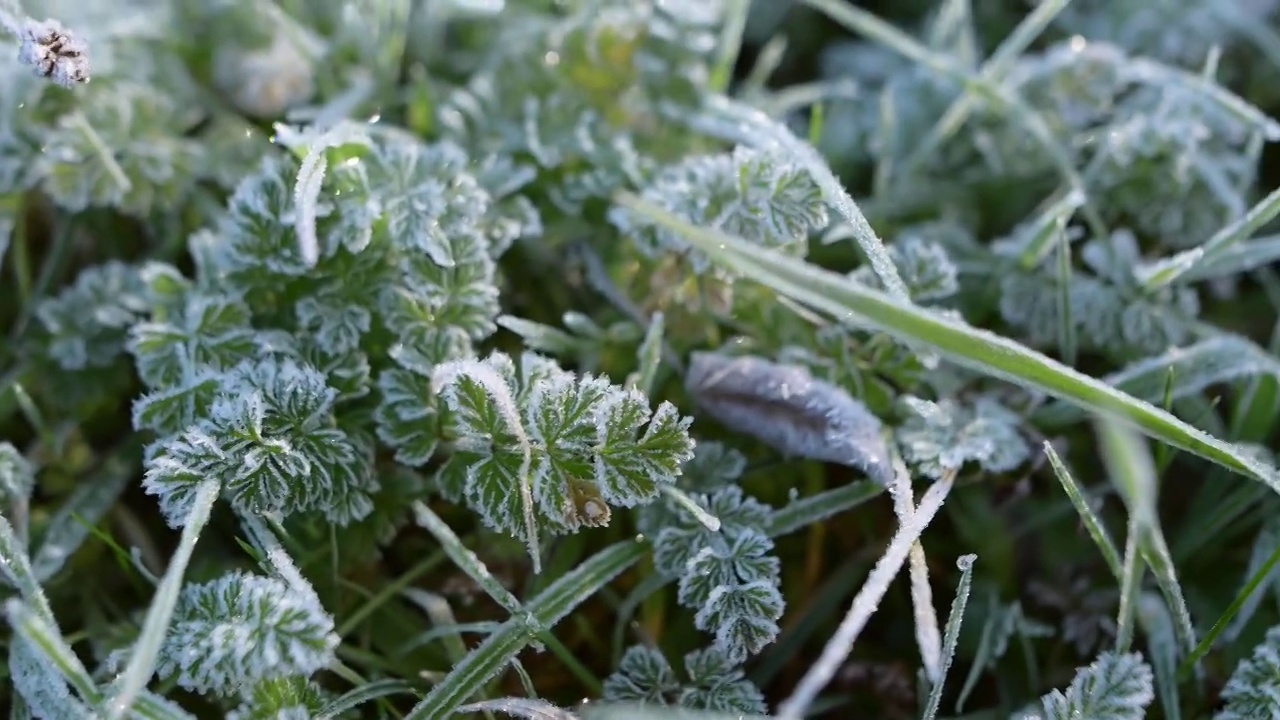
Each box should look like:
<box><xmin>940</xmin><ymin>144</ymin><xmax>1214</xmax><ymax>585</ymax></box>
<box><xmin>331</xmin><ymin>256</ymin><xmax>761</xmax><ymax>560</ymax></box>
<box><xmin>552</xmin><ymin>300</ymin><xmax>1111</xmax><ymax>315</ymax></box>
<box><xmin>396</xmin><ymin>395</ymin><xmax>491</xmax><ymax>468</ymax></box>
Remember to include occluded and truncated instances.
<box><xmin>105</xmin><ymin>480</ymin><xmax>220</xmax><ymax>720</ymax></box>
<box><xmin>903</xmin><ymin>0</ymin><xmax>1075</xmax><ymax>175</ymax></box>
<box><xmin>777</xmin><ymin>464</ymin><xmax>954</xmax><ymax>720</ymax></box>
<box><xmin>1043</xmin><ymin>441</ymin><xmax>1124</xmax><ymax>581</ymax></box>
<box><xmin>1138</xmin><ymin>592</ymin><xmax>1183</xmax><ymax>720</ymax></box>
<box><xmin>794</xmin><ymin>0</ymin><xmax>1107</xmax><ymax>237</ymax></box>
<box><xmin>1097</xmin><ymin>418</ymin><xmax>1197</xmax><ymax>655</ymax></box>
<box><xmin>615</xmin><ymin>192</ymin><xmax>1280</xmax><ymax>495</ymax></box>
<box><xmin>921</xmin><ymin>554</ymin><xmax>977</xmax><ymax>720</ymax></box>
<box><xmin>404</xmin><ymin>540</ymin><xmax>645</xmax><ymax>720</ymax></box>
<box><xmin>1141</xmin><ymin>183</ymin><xmax>1280</xmax><ymax>291</ymax></box>
<box><xmin>1179</xmin><ymin>540</ymin><xmax>1280</xmax><ymax>679</ymax></box>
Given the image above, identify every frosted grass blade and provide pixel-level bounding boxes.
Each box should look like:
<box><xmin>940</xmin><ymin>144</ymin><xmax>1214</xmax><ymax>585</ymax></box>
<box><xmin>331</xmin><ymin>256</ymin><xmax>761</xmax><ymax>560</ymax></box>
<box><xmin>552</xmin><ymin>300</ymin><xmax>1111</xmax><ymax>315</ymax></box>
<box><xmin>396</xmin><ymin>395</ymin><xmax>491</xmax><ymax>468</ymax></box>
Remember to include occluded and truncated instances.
<box><xmin>615</xmin><ymin>193</ymin><xmax>1280</xmax><ymax>496</ymax></box>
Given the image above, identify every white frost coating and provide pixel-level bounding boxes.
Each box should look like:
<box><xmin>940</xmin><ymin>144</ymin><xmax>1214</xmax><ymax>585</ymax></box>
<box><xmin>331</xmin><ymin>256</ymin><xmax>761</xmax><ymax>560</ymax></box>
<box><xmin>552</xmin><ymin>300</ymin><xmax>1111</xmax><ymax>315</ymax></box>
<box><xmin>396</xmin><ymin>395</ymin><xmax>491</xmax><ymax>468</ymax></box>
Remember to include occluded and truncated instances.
<box><xmin>777</xmin><ymin>462</ymin><xmax>954</xmax><ymax>720</ymax></box>
<box><xmin>433</xmin><ymin>358</ymin><xmax>542</xmax><ymax>574</ymax></box>
<box><xmin>293</xmin><ymin>147</ymin><xmax>327</xmax><ymax>268</ymax></box>
<box><xmin>685</xmin><ymin>351</ymin><xmax>892</xmax><ymax>484</ymax></box>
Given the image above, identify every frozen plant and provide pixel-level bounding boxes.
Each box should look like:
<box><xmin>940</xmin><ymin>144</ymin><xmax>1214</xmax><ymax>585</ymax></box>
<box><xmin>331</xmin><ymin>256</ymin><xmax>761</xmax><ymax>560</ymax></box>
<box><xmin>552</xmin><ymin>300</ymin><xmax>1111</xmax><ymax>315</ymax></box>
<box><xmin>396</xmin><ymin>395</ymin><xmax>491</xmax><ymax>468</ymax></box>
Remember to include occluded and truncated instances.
<box><xmin>602</xmin><ymin>645</ymin><xmax>767</xmax><ymax>714</ymax></box>
<box><xmin>433</xmin><ymin>351</ymin><xmax>695</xmax><ymax>570</ymax></box>
<box><xmin>1216</xmin><ymin>623</ymin><xmax>1280</xmax><ymax>719</ymax></box>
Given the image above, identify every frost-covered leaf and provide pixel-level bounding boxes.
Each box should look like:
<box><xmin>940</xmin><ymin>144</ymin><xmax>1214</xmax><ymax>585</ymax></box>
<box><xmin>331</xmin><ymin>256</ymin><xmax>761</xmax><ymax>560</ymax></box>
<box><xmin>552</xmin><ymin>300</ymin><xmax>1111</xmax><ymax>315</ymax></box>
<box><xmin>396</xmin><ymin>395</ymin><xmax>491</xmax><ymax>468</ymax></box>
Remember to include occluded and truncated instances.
<box><xmin>156</xmin><ymin>571</ymin><xmax>338</xmax><ymax>697</ymax></box>
<box><xmin>852</xmin><ymin>232</ymin><xmax>959</xmax><ymax>302</ymax></box>
<box><xmin>127</xmin><ymin>293</ymin><xmax>259</xmax><ymax>389</ymax></box>
<box><xmin>612</xmin><ymin>147</ymin><xmax>827</xmax><ymax>273</ymax></box>
<box><xmin>9</xmin><ymin>635</ymin><xmax>94</xmax><ymax>720</ymax></box>
<box><xmin>678</xmin><ymin>647</ymin><xmax>767</xmax><ymax>714</ymax></box>
<box><xmin>212</xmin><ymin>154</ymin><xmax>313</xmax><ymax>281</ymax></box>
<box><xmin>685</xmin><ymin>352</ymin><xmax>891</xmax><ymax>483</ymax></box>
<box><xmin>1020</xmin><ymin>652</ymin><xmax>1154</xmax><ymax>720</ymax></box>
<box><xmin>602</xmin><ymin>645</ymin><xmax>765</xmax><ymax>715</ymax></box>
<box><xmin>227</xmin><ymin>677</ymin><xmax>337</xmax><ymax>720</ymax></box>
<box><xmin>1217</xmin><ymin>623</ymin><xmax>1280</xmax><ymax>719</ymax></box>
<box><xmin>897</xmin><ymin>396</ymin><xmax>1030</xmax><ymax>480</ymax></box>
<box><xmin>35</xmin><ymin>81</ymin><xmax>204</xmax><ymax>216</ymax></box>
<box><xmin>645</xmin><ymin>486</ymin><xmax>782</xmax><ymax>663</ymax></box>
<box><xmin>36</xmin><ymin>261</ymin><xmax>152</xmax><ymax>371</ymax></box>
<box><xmin>142</xmin><ymin>357</ymin><xmax>377</xmax><ymax>526</ymax></box>
<box><xmin>0</xmin><ymin>441</ymin><xmax>36</xmax><ymax>504</ymax></box>
<box><xmin>434</xmin><ymin>351</ymin><xmax>694</xmax><ymax>561</ymax></box>
<box><xmin>603</xmin><ymin>646</ymin><xmax>680</xmax><ymax>705</ymax></box>
<box><xmin>374</xmin><ymin>367</ymin><xmax>440</xmax><ymax>467</ymax></box>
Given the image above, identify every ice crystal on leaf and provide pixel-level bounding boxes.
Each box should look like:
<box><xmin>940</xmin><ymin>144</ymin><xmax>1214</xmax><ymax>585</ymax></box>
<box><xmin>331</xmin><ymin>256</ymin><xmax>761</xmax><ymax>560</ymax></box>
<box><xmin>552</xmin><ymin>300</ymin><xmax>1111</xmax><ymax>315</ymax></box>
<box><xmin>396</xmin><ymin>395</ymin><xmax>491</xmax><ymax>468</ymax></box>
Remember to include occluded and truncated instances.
<box><xmin>603</xmin><ymin>645</ymin><xmax>767</xmax><ymax>714</ymax></box>
<box><xmin>155</xmin><ymin>571</ymin><xmax>339</xmax><ymax>697</ymax></box>
<box><xmin>433</xmin><ymin>351</ymin><xmax>694</xmax><ymax>563</ymax></box>
<box><xmin>897</xmin><ymin>396</ymin><xmax>1030</xmax><ymax>481</ymax></box>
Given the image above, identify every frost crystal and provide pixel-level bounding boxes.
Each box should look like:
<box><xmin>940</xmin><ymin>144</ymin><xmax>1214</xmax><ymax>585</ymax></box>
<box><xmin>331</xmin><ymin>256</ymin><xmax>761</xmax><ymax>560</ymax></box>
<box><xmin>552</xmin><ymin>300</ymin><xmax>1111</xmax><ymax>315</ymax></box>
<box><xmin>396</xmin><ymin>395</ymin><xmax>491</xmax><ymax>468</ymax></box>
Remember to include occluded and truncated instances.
<box><xmin>685</xmin><ymin>352</ymin><xmax>891</xmax><ymax>483</ymax></box>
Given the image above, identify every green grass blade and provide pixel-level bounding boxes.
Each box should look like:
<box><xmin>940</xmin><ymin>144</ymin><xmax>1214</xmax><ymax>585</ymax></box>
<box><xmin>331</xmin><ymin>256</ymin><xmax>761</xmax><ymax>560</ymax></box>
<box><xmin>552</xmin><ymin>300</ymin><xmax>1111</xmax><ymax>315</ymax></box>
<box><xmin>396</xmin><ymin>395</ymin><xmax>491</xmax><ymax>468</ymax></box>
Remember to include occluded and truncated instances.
<box><xmin>1179</xmin><ymin>540</ymin><xmax>1280</xmax><ymax>679</ymax></box>
<box><xmin>1043</xmin><ymin>442</ymin><xmax>1124</xmax><ymax>581</ymax></box>
<box><xmin>921</xmin><ymin>554</ymin><xmax>977</xmax><ymax>720</ymax></box>
<box><xmin>105</xmin><ymin>480</ymin><xmax>220</xmax><ymax>720</ymax></box>
<box><xmin>404</xmin><ymin>540</ymin><xmax>645</xmax><ymax>720</ymax></box>
<box><xmin>614</xmin><ymin>192</ymin><xmax>1280</xmax><ymax>496</ymax></box>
